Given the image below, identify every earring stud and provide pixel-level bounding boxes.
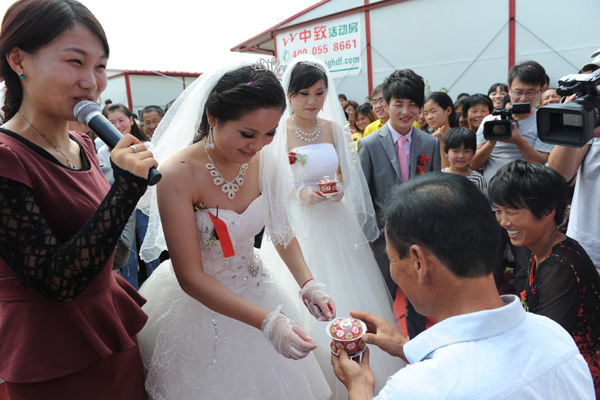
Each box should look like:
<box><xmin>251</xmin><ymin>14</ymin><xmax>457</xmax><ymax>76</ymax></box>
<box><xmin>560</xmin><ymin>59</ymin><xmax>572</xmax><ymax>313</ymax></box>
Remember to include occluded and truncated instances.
<box><xmin>19</xmin><ymin>71</ymin><xmax>25</xmax><ymax>79</ymax></box>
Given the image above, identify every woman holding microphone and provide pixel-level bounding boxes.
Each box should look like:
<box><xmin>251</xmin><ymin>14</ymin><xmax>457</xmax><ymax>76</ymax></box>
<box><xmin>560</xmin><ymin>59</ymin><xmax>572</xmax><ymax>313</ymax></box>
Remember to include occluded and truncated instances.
<box><xmin>0</xmin><ymin>0</ymin><xmax>157</xmax><ymax>398</ymax></box>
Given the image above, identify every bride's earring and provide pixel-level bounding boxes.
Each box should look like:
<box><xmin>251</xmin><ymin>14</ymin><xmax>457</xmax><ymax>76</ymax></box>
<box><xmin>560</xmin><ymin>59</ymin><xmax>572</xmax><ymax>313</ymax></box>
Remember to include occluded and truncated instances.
<box><xmin>206</xmin><ymin>126</ymin><xmax>215</xmax><ymax>149</ymax></box>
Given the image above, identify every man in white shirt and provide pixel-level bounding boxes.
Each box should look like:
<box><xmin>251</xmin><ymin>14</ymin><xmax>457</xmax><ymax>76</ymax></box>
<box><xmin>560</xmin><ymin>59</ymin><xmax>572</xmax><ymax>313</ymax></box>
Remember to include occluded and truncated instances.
<box><xmin>331</xmin><ymin>172</ymin><xmax>595</xmax><ymax>400</ymax></box>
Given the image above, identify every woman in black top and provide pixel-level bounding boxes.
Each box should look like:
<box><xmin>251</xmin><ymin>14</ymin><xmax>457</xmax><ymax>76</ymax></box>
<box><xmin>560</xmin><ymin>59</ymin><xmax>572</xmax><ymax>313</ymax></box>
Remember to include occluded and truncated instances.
<box><xmin>489</xmin><ymin>160</ymin><xmax>600</xmax><ymax>395</ymax></box>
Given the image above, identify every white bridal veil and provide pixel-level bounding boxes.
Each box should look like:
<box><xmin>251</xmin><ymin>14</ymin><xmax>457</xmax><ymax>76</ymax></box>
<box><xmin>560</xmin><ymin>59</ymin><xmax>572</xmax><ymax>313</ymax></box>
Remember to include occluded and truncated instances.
<box><xmin>281</xmin><ymin>55</ymin><xmax>378</xmax><ymax>246</ymax></box>
<box><xmin>140</xmin><ymin>59</ymin><xmax>300</xmax><ymax>261</ymax></box>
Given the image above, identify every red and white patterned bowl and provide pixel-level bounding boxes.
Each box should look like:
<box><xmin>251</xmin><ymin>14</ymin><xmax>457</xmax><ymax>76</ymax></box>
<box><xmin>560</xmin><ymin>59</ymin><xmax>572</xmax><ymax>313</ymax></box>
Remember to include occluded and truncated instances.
<box><xmin>317</xmin><ymin>176</ymin><xmax>338</xmax><ymax>194</ymax></box>
<box><xmin>326</xmin><ymin>317</ymin><xmax>367</xmax><ymax>357</ymax></box>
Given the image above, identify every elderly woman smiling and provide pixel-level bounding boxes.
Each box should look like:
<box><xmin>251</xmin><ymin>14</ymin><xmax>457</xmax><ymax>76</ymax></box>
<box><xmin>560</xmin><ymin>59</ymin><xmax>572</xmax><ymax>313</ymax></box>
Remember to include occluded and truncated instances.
<box><xmin>489</xmin><ymin>160</ymin><xmax>600</xmax><ymax>395</ymax></box>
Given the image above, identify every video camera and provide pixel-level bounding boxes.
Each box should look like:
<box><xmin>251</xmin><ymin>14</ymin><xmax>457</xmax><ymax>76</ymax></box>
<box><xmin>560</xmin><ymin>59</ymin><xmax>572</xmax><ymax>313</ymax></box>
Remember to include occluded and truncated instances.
<box><xmin>537</xmin><ymin>69</ymin><xmax>600</xmax><ymax>147</ymax></box>
<box><xmin>483</xmin><ymin>103</ymin><xmax>531</xmax><ymax>140</ymax></box>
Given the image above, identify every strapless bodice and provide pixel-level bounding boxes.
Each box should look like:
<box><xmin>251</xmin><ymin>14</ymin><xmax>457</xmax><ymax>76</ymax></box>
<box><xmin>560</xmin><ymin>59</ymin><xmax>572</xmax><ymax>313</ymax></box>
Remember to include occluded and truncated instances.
<box><xmin>195</xmin><ymin>195</ymin><xmax>267</xmax><ymax>295</ymax></box>
<box><xmin>290</xmin><ymin>143</ymin><xmax>339</xmax><ymax>188</ymax></box>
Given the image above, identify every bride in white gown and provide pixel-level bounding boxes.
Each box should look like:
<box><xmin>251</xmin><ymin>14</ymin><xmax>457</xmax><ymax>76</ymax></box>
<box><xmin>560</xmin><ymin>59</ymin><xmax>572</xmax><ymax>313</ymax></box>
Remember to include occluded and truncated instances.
<box><xmin>137</xmin><ymin>61</ymin><xmax>334</xmax><ymax>399</ymax></box>
<box><xmin>259</xmin><ymin>55</ymin><xmax>406</xmax><ymax>399</ymax></box>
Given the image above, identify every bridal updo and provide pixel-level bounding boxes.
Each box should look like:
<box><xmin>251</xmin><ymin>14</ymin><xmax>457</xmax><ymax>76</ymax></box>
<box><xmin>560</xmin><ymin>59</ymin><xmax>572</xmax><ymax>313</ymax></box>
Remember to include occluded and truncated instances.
<box><xmin>194</xmin><ymin>66</ymin><xmax>286</xmax><ymax>143</ymax></box>
<box><xmin>287</xmin><ymin>62</ymin><xmax>328</xmax><ymax>98</ymax></box>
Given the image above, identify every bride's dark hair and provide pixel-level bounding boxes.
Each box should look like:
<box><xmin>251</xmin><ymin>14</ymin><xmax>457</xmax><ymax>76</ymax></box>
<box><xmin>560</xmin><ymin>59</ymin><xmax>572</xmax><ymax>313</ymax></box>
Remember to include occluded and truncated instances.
<box><xmin>287</xmin><ymin>63</ymin><xmax>328</xmax><ymax>98</ymax></box>
<box><xmin>194</xmin><ymin>66</ymin><xmax>286</xmax><ymax>143</ymax></box>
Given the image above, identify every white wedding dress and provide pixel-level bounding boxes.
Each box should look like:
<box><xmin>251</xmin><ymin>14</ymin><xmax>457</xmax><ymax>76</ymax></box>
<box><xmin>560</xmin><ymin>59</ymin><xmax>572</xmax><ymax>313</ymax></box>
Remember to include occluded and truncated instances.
<box><xmin>138</xmin><ymin>195</ymin><xmax>331</xmax><ymax>400</ymax></box>
<box><xmin>260</xmin><ymin>143</ymin><xmax>406</xmax><ymax>399</ymax></box>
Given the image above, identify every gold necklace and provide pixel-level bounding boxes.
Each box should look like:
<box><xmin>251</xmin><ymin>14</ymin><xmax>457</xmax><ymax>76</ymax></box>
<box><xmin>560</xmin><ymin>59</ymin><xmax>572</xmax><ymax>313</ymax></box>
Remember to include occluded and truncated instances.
<box><xmin>18</xmin><ymin>112</ymin><xmax>76</xmax><ymax>169</ymax></box>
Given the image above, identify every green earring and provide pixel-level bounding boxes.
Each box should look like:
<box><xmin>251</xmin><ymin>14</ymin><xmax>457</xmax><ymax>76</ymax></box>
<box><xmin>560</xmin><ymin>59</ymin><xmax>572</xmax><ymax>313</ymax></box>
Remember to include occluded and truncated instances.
<box><xmin>19</xmin><ymin>71</ymin><xmax>25</xmax><ymax>79</ymax></box>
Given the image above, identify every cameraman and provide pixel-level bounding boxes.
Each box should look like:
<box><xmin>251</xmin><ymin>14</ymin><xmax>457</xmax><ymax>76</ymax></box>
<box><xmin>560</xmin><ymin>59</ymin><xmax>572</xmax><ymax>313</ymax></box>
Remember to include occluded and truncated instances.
<box><xmin>548</xmin><ymin>52</ymin><xmax>600</xmax><ymax>275</ymax></box>
<box><xmin>471</xmin><ymin>61</ymin><xmax>555</xmax><ymax>292</ymax></box>
<box><xmin>471</xmin><ymin>61</ymin><xmax>555</xmax><ymax>181</ymax></box>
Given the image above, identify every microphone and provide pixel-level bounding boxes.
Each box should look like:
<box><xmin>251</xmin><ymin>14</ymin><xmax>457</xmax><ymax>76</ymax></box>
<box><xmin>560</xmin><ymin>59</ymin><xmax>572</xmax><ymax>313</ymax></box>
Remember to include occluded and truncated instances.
<box><xmin>74</xmin><ymin>101</ymin><xmax>161</xmax><ymax>186</ymax></box>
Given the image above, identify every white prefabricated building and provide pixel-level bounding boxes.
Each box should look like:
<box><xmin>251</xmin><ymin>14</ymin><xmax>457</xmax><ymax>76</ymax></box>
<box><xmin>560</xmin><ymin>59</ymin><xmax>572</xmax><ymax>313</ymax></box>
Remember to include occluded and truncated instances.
<box><xmin>101</xmin><ymin>70</ymin><xmax>201</xmax><ymax>117</ymax></box>
<box><xmin>232</xmin><ymin>0</ymin><xmax>600</xmax><ymax>101</ymax></box>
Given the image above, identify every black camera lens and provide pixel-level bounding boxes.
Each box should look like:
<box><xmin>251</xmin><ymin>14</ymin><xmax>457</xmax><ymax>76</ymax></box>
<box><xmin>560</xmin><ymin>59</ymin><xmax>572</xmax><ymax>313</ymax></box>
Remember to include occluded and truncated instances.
<box><xmin>492</xmin><ymin>124</ymin><xmax>508</xmax><ymax>136</ymax></box>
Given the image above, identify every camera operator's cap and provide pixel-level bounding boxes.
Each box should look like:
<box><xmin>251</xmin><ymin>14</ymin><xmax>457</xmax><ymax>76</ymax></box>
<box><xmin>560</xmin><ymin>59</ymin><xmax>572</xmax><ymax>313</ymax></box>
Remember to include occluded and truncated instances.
<box><xmin>580</xmin><ymin>48</ymin><xmax>600</xmax><ymax>73</ymax></box>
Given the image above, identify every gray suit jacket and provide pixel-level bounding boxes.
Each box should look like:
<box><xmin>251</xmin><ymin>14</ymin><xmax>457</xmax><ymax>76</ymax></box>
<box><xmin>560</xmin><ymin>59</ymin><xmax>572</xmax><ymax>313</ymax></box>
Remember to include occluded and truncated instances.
<box><xmin>357</xmin><ymin>123</ymin><xmax>441</xmax><ymax>233</ymax></box>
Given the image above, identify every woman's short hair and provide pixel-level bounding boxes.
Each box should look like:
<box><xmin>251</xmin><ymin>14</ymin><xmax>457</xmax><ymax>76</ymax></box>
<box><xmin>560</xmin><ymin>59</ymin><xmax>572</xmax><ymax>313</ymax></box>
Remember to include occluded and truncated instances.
<box><xmin>343</xmin><ymin>100</ymin><xmax>359</xmax><ymax>113</ymax></box>
<box><xmin>0</xmin><ymin>0</ymin><xmax>109</xmax><ymax>121</ymax></box>
<box><xmin>287</xmin><ymin>62</ymin><xmax>328</xmax><ymax>98</ymax></box>
<box><xmin>443</xmin><ymin>127</ymin><xmax>476</xmax><ymax>154</ymax></box>
<box><xmin>194</xmin><ymin>66</ymin><xmax>286</xmax><ymax>143</ymax></box>
<box><xmin>488</xmin><ymin>160</ymin><xmax>567</xmax><ymax>225</ymax></box>
<box><xmin>463</xmin><ymin>94</ymin><xmax>494</xmax><ymax>118</ymax></box>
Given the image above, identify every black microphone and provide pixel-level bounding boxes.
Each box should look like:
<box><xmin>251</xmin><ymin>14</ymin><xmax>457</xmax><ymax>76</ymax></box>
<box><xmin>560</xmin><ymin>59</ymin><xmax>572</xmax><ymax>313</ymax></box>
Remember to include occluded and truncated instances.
<box><xmin>74</xmin><ymin>101</ymin><xmax>161</xmax><ymax>186</ymax></box>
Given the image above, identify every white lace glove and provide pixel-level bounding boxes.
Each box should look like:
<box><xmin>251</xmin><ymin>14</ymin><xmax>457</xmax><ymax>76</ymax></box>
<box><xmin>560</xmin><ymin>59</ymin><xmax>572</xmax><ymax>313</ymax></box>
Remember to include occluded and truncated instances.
<box><xmin>330</xmin><ymin>185</ymin><xmax>344</xmax><ymax>202</ymax></box>
<box><xmin>298</xmin><ymin>186</ymin><xmax>328</xmax><ymax>206</ymax></box>
<box><xmin>299</xmin><ymin>280</ymin><xmax>336</xmax><ymax>321</ymax></box>
<box><xmin>261</xmin><ymin>306</ymin><xmax>317</xmax><ymax>360</ymax></box>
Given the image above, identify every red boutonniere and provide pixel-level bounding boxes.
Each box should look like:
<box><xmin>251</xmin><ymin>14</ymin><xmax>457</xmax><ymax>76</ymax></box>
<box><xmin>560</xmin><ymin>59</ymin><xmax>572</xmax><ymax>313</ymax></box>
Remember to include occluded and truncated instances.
<box><xmin>288</xmin><ymin>151</ymin><xmax>307</xmax><ymax>166</ymax></box>
<box><xmin>416</xmin><ymin>155</ymin><xmax>430</xmax><ymax>175</ymax></box>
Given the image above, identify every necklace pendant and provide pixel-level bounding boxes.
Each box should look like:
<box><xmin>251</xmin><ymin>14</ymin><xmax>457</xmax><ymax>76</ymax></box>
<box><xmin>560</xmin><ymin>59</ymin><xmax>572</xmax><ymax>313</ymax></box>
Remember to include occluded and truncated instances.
<box><xmin>204</xmin><ymin>146</ymin><xmax>249</xmax><ymax>200</ymax></box>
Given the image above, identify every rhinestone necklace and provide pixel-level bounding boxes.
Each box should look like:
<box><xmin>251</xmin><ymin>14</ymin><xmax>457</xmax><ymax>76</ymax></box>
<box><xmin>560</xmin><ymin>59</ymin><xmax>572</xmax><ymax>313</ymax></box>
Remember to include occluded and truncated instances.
<box><xmin>204</xmin><ymin>145</ymin><xmax>248</xmax><ymax>200</ymax></box>
<box><xmin>19</xmin><ymin>112</ymin><xmax>76</xmax><ymax>169</ymax></box>
<box><xmin>292</xmin><ymin>118</ymin><xmax>321</xmax><ymax>143</ymax></box>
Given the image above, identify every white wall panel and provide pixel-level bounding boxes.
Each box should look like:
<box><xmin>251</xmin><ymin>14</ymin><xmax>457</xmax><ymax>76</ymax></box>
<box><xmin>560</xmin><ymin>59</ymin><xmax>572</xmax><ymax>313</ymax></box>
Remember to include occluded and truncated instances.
<box><xmin>515</xmin><ymin>0</ymin><xmax>600</xmax><ymax>87</ymax></box>
<box><xmin>280</xmin><ymin>0</ymin><xmax>363</xmax><ymax>29</ymax></box>
<box><xmin>101</xmin><ymin>76</ymin><xmax>128</xmax><ymax>106</ymax></box>
<box><xmin>130</xmin><ymin>75</ymin><xmax>188</xmax><ymax>116</ymax></box>
<box><xmin>369</xmin><ymin>0</ymin><xmax>509</xmax><ymax>99</ymax></box>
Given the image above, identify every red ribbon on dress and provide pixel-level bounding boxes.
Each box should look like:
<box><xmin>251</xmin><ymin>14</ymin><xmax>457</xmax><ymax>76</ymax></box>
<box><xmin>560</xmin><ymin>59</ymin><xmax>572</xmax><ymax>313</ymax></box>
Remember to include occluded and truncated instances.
<box><xmin>208</xmin><ymin>211</ymin><xmax>235</xmax><ymax>258</ymax></box>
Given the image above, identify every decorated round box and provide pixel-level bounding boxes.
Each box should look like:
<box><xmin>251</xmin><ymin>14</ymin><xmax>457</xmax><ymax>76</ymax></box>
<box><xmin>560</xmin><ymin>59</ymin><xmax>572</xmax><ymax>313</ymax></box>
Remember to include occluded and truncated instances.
<box><xmin>317</xmin><ymin>176</ymin><xmax>338</xmax><ymax>194</ymax></box>
<box><xmin>326</xmin><ymin>317</ymin><xmax>367</xmax><ymax>357</ymax></box>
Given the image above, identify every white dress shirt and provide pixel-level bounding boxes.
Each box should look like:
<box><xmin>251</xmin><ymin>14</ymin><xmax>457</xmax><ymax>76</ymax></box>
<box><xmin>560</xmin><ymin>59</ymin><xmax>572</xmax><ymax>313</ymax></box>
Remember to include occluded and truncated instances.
<box><xmin>374</xmin><ymin>295</ymin><xmax>594</xmax><ymax>399</ymax></box>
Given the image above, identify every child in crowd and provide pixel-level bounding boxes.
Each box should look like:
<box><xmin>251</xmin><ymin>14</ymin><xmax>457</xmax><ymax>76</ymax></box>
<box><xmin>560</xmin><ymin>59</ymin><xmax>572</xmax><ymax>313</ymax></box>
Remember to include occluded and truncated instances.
<box><xmin>442</xmin><ymin>127</ymin><xmax>487</xmax><ymax>193</ymax></box>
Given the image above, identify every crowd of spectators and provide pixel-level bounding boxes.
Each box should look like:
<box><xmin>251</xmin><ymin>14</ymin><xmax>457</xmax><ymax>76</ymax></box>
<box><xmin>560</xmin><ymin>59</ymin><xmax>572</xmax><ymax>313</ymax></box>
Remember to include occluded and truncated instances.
<box><xmin>335</xmin><ymin>56</ymin><xmax>600</xmax><ymax>397</ymax></box>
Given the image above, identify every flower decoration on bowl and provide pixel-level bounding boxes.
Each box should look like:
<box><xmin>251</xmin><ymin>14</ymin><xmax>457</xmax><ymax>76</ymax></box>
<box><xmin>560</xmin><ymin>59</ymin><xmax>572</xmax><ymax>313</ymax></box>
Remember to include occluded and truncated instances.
<box><xmin>326</xmin><ymin>316</ymin><xmax>367</xmax><ymax>357</ymax></box>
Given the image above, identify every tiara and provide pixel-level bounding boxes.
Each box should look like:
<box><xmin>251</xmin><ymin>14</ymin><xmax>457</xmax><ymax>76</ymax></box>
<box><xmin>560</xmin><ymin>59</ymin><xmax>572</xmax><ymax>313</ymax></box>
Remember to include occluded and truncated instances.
<box><xmin>251</xmin><ymin>57</ymin><xmax>283</xmax><ymax>81</ymax></box>
<box><xmin>299</xmin><ymin>61</ymin><xmax>327</xmax><ymax>74</ymax></box>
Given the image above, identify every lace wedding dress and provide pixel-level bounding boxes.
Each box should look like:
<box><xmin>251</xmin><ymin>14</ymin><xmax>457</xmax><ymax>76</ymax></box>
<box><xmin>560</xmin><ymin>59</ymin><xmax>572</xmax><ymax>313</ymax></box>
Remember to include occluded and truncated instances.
<box><xmin>137</xmin><ymin>195</ymin><xmax>331</xmax><ymax>400</ymax></box>
<box><xmin>260</xmin><ymin>142</ymin><xmax>406</xmax><ymax>399</ymax></box>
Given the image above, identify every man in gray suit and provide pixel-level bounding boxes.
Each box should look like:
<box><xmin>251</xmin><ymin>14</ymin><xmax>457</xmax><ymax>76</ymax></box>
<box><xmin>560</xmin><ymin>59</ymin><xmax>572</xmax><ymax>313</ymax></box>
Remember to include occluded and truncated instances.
<box><xmin>358</xmin><ymin>69</ymin><xmax>441</xmax><ymax>338</ymax></box>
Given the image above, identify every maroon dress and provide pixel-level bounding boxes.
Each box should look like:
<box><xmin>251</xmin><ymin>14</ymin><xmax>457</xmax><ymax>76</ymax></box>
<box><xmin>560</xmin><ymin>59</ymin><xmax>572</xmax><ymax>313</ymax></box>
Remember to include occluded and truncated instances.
<box><xmin>0</xmin><ymin>129</ymin><xmax>148</xmax><ymax>399</ymax></box>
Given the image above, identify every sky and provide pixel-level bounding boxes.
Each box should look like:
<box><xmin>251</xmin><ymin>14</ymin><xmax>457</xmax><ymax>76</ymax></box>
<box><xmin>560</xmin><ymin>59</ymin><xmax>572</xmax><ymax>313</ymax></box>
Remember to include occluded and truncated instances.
<box><xmin>0</xmin><ymin>0</ymin><xmax>322</xmax><ymax>73</ymax></box>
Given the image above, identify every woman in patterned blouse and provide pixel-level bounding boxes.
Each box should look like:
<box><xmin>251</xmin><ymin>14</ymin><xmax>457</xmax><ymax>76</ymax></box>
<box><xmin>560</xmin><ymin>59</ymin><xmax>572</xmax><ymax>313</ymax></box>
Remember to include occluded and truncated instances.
<box><xmin>489</xmin><ymin>160</ymin><xmax>600</xmax><ymax>396</ymax></box>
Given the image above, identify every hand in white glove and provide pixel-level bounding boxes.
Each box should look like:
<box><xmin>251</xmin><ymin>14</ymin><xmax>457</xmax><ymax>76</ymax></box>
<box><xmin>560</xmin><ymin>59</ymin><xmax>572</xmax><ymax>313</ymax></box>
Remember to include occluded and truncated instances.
<box><xmin>330</xmin><ymin>185</ymin><xmax>344</xmax><ymax>202</ymax></box>
<box><xmin>299</xmin><ymin>186</ymin><xmax>328</xmax><ymax>206</ymax></box>
<box><xmin>299</xmin><ymin>280</ymin><xmax>336</xmax><ymax>321</ymax></box>
<box><xmin>261</xmin><ymin>306</ymin><xmax>317</xmax><ymax>359</ymax></box>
